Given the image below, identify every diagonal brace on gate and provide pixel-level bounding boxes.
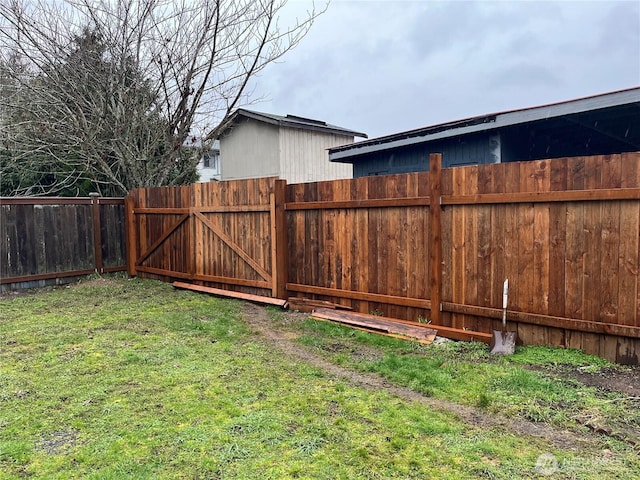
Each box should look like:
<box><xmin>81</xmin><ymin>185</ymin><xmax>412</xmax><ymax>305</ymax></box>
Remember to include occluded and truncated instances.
<box><xmin>192</xmin><ymin>210</ymin><xmax>272</xmax><ymax>283</ymax></box>
<box><xmin>135</xmin><ymin>212</ymin><xmax>190</xmax><ymax>267</ymax></box>
<box><xmin>126</xmin><ymin>179</ymin><xmax>288</xmax><ymax>300</ymax></box>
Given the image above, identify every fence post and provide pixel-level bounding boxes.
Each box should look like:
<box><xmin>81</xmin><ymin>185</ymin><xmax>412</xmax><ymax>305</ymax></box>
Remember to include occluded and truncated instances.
<box><xmin>90</xmin><ymin>192</ymin><xmax>104</xmax><ymax>274</ymax></box>
<box><xmin>189</xmin><ymin>184</ymin><xmax>197</xmax><ymax>281</ymax></box>
<box><xmin>271</xmin><ymin>179</ymin><xmax>288</xmax><ymax>299</ymax></box>
<box><xmin>124</xmin><ymin>194</ymin><xmax>137</xmax><ymax>277</ymax></box>
<box><xmin>429</xmin><ymin>153</ymin><xmax>443</xmax><ymax>324</ymax></box>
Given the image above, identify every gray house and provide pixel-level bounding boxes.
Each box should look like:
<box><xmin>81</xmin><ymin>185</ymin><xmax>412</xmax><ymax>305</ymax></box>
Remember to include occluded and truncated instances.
<box><xmin>329</xmin><ymin>87</ymin><xmax>640</xmax><ymax>177</ymax></box>
<box><xmin>217</xmin><ymin>109</ymin><xmax>367</xmax><ymax>183</ymax></box>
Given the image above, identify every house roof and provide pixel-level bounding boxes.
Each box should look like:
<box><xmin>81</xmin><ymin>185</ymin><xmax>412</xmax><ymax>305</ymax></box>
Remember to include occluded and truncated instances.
<box><xmin>328</xmin><ymin>87</ymin><xmax>640</xmax><ymax>162</ymax></box>
<box><xmin>216</xmin><ymin>108</ymin><xmax>368</xmax><ymax>139</ymax></box>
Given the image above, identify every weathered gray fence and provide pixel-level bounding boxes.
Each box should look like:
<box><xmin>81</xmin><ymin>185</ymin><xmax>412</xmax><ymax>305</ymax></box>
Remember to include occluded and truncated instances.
<box><xmin>0</xmin><ymin>196</ymin><xmax>126</xmax><ymax>291</ymax></box>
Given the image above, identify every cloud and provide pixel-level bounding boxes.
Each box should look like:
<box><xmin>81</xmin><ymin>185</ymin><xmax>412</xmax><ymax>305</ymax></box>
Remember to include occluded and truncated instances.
<box><xmin>486</xmin><ymin>63</ymin><xmax>561</xmax><ymax>91</ymax></box>
<box><xmin>596</xmin><ymin>2</ymin><xmax>640</xmax><ymax>67</ymax></box>
<box><xmin>249</xmin><ymin>0</ymin><xmax>640</xmax><ymax>138</ymax></box>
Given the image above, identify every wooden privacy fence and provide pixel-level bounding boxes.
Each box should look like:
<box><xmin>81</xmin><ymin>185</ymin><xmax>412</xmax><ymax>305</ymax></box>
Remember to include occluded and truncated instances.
<box><xmin>0</xmin><ymin>195</ymin><xmax>127</xmax><ymax>290</ymax></box>
<box><xmin>127</xmin><ymin>152</ymin><xmax>640</xmax><ymax>364</ymax></box>
<box><xmin>125</xmin><ymin>178</ymin><xmax>287</xmax><ymax>299</ymax></box>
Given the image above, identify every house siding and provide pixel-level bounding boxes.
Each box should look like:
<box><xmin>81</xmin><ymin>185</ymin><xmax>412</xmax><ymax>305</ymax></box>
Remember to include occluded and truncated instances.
<box><xmin>352</xmin><ymin>133</ymin><xmax>497</xmax><ymax>177</ymax></box>
<box><xmin>334</xmin><ymin>90</ymin><xmax>640</xmax><ymax>178</ymax></box>
<box><xmin>220</xmin><ymin>119</ymin><xmax>280</xmax><ymax>180</ymax></box>
<box><xmin>196</xmin><ymin>148</ymin><xmax>221</xmax><ymax>182</ymax></box>
<box><xmin>197</xmin><ymin>165</ymin><xmax>221</xmax><ymax>182</ymax></box>
<box><xmin>279</xmin><ymin>128</ymin><xmax>353</xmax><ymax>183</ymax></box>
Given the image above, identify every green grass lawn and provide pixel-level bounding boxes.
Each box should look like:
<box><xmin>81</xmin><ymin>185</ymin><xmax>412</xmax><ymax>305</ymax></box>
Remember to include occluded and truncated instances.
<box><xmin>0</xmin><ymin>276</ymin><xmax>638</xmax><ymax>479</ymax></box>
<box><xmin>294</xmin><ymin>318</ymin><xmax>640</xmax><ymax>434</ymax></box>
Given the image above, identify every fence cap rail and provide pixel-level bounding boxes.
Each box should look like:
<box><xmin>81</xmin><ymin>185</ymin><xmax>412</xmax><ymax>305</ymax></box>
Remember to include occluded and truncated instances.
<box><xmin>1</xmin><ymin>196</ymin><xmax>125</xmax><ymax>205</ymax></box>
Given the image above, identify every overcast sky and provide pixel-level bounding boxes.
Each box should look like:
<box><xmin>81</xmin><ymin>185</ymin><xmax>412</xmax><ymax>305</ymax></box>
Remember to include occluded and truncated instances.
<box><xmin>250</xmin><ymin>0</ymin><xmax>640</xmax><ymax>139</ymax></box>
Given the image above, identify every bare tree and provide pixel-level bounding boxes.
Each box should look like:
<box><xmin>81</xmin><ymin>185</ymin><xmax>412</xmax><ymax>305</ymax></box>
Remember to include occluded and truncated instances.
<box><xmin>0</xmin><ymin>0</ymin><xmax>324</xmax><ymax>196</ymax></box>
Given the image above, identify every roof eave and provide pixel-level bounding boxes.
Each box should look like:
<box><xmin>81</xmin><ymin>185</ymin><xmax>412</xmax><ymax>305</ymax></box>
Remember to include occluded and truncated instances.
<box><xmin>329</xmin><ymin>87</ymin><xmax>640</xmax><ymax>161</ymax></box>
<box><xmin>278</xmin><ymin>120</ymin><xmax>367</xmax><ymax>138</ymax></box>
<box><xmin>220</xmin><ymin>109</ymin><xmax>367</xmax><ymax>138</ymax></box>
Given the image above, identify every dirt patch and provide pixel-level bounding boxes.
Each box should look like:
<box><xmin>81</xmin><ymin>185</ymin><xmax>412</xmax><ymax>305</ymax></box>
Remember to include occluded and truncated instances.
<box><xmin>240</xmin><ymin>304</ymin><xmax>607</xmax><ymax>453</ymax></box>
<box><xmin>525</xmin><ymin>362</ymin><xmax>640</xmax><ymax>398</ymax></box>
<box><xmin>72</xmin><ymin>277</ymin><xmax>123</xmax><ymax>289</ymax></box>
<box><xmin>36</xmin><ymin>429</ymin><xmax>80</xmax><ymax>455</ymax></box>
<box><xmin>0</xmin><ymin>288</ymin><xmax>51</xmax><ymax>300</ymax></box>
<box><xmin>525</xmin><ymin>364</ymin><xmax>640</xmax><ymax>448</ymax></box>
<box><xmin>564</xmin><ymin>366</ymin><xmax>640</xmax><ymax>397</ymax></box>
<box><xmin>0</xmin><ymin>275</ymin><xmax>124</xmax><ymax>300</ymax></box>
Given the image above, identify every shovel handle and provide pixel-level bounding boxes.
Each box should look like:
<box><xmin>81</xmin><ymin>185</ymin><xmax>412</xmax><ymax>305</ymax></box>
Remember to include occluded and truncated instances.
<box><xmin>502</xmin><ymin>279</ymin><xmax>509</xmax><ymax>309</ymax></box>
<box><xmin>502</xmin><ymin>279</ymin><xmax>509</xmax><ymax>330</ymax></box>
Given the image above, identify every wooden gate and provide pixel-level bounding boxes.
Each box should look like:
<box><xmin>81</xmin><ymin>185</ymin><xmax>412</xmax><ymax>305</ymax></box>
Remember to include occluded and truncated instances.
<box><xmin>125</xmin><ymin>178</ymin><xmax>287</xmax><ymax>300</ymax></box>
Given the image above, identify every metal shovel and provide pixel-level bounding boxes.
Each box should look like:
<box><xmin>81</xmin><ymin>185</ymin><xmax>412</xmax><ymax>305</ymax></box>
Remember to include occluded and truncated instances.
<box><xmin>490</xmin><ymin>279</ymin><xmax>516</xmax><ymax>355</ymax></box>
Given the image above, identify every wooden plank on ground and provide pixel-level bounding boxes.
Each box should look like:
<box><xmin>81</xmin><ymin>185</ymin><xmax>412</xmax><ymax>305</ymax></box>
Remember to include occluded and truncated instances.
<box><xmin>311</xmin><ymin>308</ymin><xmax>437</xmax><ymax>344</ymax></box>
<box><xmin>173</xmin><ymin>281</ymin><xmax>287</xmax><ymax>306</ymax></box>
<box><xmin>287</xmin><ymin>297</ymin><xmax>353</xmax><ymax>313</ymax></box>
<box><xmin>311</xmin><ymin>308</ymin><xmax>493</xmax><ymax>344</ymax></box>
<box><xmin>391</xmin><ymin>319</ymin><xmax>490</xmax><ymax>343</ymax></box>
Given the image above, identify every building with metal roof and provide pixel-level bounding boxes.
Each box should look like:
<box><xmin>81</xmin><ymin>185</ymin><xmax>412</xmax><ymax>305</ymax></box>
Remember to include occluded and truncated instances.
<box><xmin>329</xmin><ymin>87</ymin><xmax>640</xmax><ymax>177</ymax></box>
